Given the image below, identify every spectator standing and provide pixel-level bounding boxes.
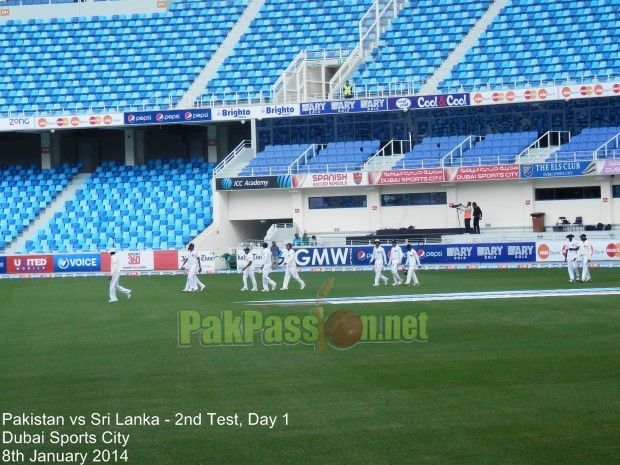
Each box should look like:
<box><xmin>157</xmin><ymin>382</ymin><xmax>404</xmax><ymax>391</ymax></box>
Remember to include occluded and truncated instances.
<box><xmin>270</xmin><ymin>241</ymin><xmax>280</xmax><ymax>268</ymax></box>
<box><xmin>472</xmin><ymin>202</ymin><xmax>483</xmax><ymax>234</ymax></box>
<box><xmin>311</xmin><ymin>235</ymin><xmax>323</xmax><ymax>246</ymax></box>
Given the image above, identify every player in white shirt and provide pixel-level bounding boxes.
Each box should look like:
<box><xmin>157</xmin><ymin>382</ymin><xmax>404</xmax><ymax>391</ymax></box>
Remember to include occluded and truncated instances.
<box><xmin>281</xmin><ymin>243</ymin><xmax>305</xmax><ymax>290</ymax></box>
<box><xmin>181</xmin><ymin>243</ymin><xmax>205</xmax><ymax>292</ymax></box>
<box><xmin>260</xmin><ymin>242</ymin><xmax>277</xmax><ymax>292</ymax></box>
<box><xmin>564</xmin><ymin>234</ymin><xmax>580</xmax><ymax>282</ymax></box>
<box><xmin>404</xmin><ymin>244</ymin><xmax>420</xmax><ymax>286</ymax></box>
<box><xmin>108</xmin><ymin>249</ymin><xmax>132</xmax><ymax>302</ymax></box>
<box><xmin>389</xmin><ymin>239</ymin><xmax>404</xmax><ymax>286</ymax></box>
<box><xmin>369</xmin><ymin>239</ymin><xmax>389</xmax><ymax>286</ymax></box>
<box><xmin>240</xmin><ymin>246</ymin><xmax>258</xmax><ymax>291</ymax></box>
<box><xmin>577</xmin><ymin>233</ymin><xmax>594</xmax><ymax>282</ymax></box>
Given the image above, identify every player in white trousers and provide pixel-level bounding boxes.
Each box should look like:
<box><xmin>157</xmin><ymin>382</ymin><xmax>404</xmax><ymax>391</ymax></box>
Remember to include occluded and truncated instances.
<box><xmin>389</xmin><ymin>239</ymin><xmax>404</xmax><ymax>285</ymax></box>
<box><xmin>108</xmin><ymin>249</ymin><xmax>132</xmax><ymax>302</ymax></box>
<box><xmin>182</xmin><ymin>243</ymin><xmax>205</xmax><ymax>292</ymax></box>
<box><xmin>404</xmin><ymin>244</ymin><xmax>420</xmax><ymax>286</ymax></box>
<box><xmin>370</xmin><ymin>239</ymin><xmax>389</xmax><ymax>286</ymax></box>
<box><xmin>564</xmin><ymin>234</ymin><xmax>580</xmax><ymax>282</ymax></box>
<box><xmin>240</xmin><ymin>246</ymin><xmax>257</xmax><ymax>291</ymax></box>
<box><xmin>281</xmin><ymin>243</ymin><xmax>305</xmax><ymax>290</ymax></box>
<box><xmin>577</xmin><ymin>233</ymin><xmax>594</xmax><ymax>282</ymax></box>
<box><xmin>260</xmin><ymin>242</ymin><xmax>277</xmax><ymax>292</ymax></box>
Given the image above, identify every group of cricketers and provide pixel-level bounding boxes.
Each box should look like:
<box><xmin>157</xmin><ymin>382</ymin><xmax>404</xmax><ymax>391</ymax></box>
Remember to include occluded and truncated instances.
<box><xmin>111</xmin><ymin>234</ymin><xmax>598</xmax><ymax>300</ymax></box>
<box><xmin>564</xmin><ymin>233</ymin><xmax>594</xmax><ymax>282</ymax></box>
<box><xmin>236</xmin><ymin>239</ymin><xmax>420</xmax><ymax>292</ymax></box>
<box><xmin>239</xmin><ymin>242</ymin><xmax>305</xmax><ymax>292</ymax></box>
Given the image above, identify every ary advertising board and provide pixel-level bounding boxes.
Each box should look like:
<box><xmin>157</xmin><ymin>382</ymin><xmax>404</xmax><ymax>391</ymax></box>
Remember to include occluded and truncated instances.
<box><xmin>520</xmin><ymin>161</ymin><xmax>597</xmax><ymax>178</ymax></box>
<box><xmin>299</xmin><ymin>98</ymin><xmax>388</xmax><ymax>116</ymax></box>
<box><xmin>0</xmin><ymin>256</ymin><xmax>6</xmax><ymax>274</ymax></box>
<box><xmin>54</xmin><ymin>254</ymin><xmax>101</xmax><ymax>273</ymax></box>
<box><xmin>6</xmin><ymin>255</ymin><xmax>54</xmax><ymax>273</ymax></box>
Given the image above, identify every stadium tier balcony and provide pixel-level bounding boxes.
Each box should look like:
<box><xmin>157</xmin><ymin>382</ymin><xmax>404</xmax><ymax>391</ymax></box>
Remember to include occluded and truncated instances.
<box><xmin>548</xmin><ymin>127</ymin><xmax>620</xmax><ymax>163</ymax></box>
<box><xmin>444</xmin><ymin>132</ymin><xmax>538</xmax><ymax>166</ymax></box>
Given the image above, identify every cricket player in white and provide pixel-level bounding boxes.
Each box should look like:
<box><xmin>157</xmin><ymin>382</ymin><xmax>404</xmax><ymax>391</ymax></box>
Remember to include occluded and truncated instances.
<box><xmin>389</xmin><ymin>239</ymin><xmax>404</xmax><ymax>286</ymax></box>
<box><xmin>182</xmin><ymin>243</ymin><xmax>205</xmax><ymax>292</ymax></box>
<box><xmin>370</xmin><ymin>240</ymin><xmax>389</xmax><ymax>286</ymax></box>
<box><xmin>240</xmin><ymin>246</ymin><xmax>257</xmax><ymax>291</ymax></box>
<box><xmin>109</xmin><ymin>249</ymin><xmax>131</xmax><ymax>302</ymax></box>
<box><xmin>564</xmin><ymin>234</ymin><xmax>580</xmax><ymax>282</ymax></box>
<box><xmin>404</xmin><ymin>244</ymin><xmax>420</xmax><ymax>286</ymax></box>
<box><xmin>260</xmin><ymin>242</ymin><xmax>277</xmax><ymax>292</ymax></box>
<box><xmin>577</xmin><ymin>233</ymin><xmax>594</xmax><ymax>282</ymax></box>
<box><xmin>281</xmin><ymin>243</ymin><xmax>305</xmax><ymax>290</ymax></box>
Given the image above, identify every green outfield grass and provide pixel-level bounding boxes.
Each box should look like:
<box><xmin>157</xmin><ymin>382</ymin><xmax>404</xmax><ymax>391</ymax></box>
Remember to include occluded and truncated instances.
<box><xmin>1</xmin><ymin>268</ymin><xmax>619</xmax><ymax>465</ymax></box>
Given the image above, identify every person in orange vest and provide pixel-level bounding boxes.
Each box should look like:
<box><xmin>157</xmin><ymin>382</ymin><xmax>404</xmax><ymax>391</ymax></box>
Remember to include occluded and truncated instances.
<box><xmin>460</xmin><ymin>201</ymin><xmax>473</xmax><ymax>234</ymax></box>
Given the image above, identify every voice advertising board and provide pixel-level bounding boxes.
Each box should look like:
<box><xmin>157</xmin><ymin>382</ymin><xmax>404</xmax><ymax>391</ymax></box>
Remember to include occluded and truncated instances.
<box><xmin>54</xmin><ymin>254</ymin><xmax>100</xmax><ymax>273</ymax></box>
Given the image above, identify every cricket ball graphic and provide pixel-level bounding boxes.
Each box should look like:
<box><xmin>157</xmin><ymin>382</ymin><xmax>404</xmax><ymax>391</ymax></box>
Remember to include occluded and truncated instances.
<box><xmin>325</xmin><ymin>310</ymin><xmax>363</xmax><ymax>348</ymax></box>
